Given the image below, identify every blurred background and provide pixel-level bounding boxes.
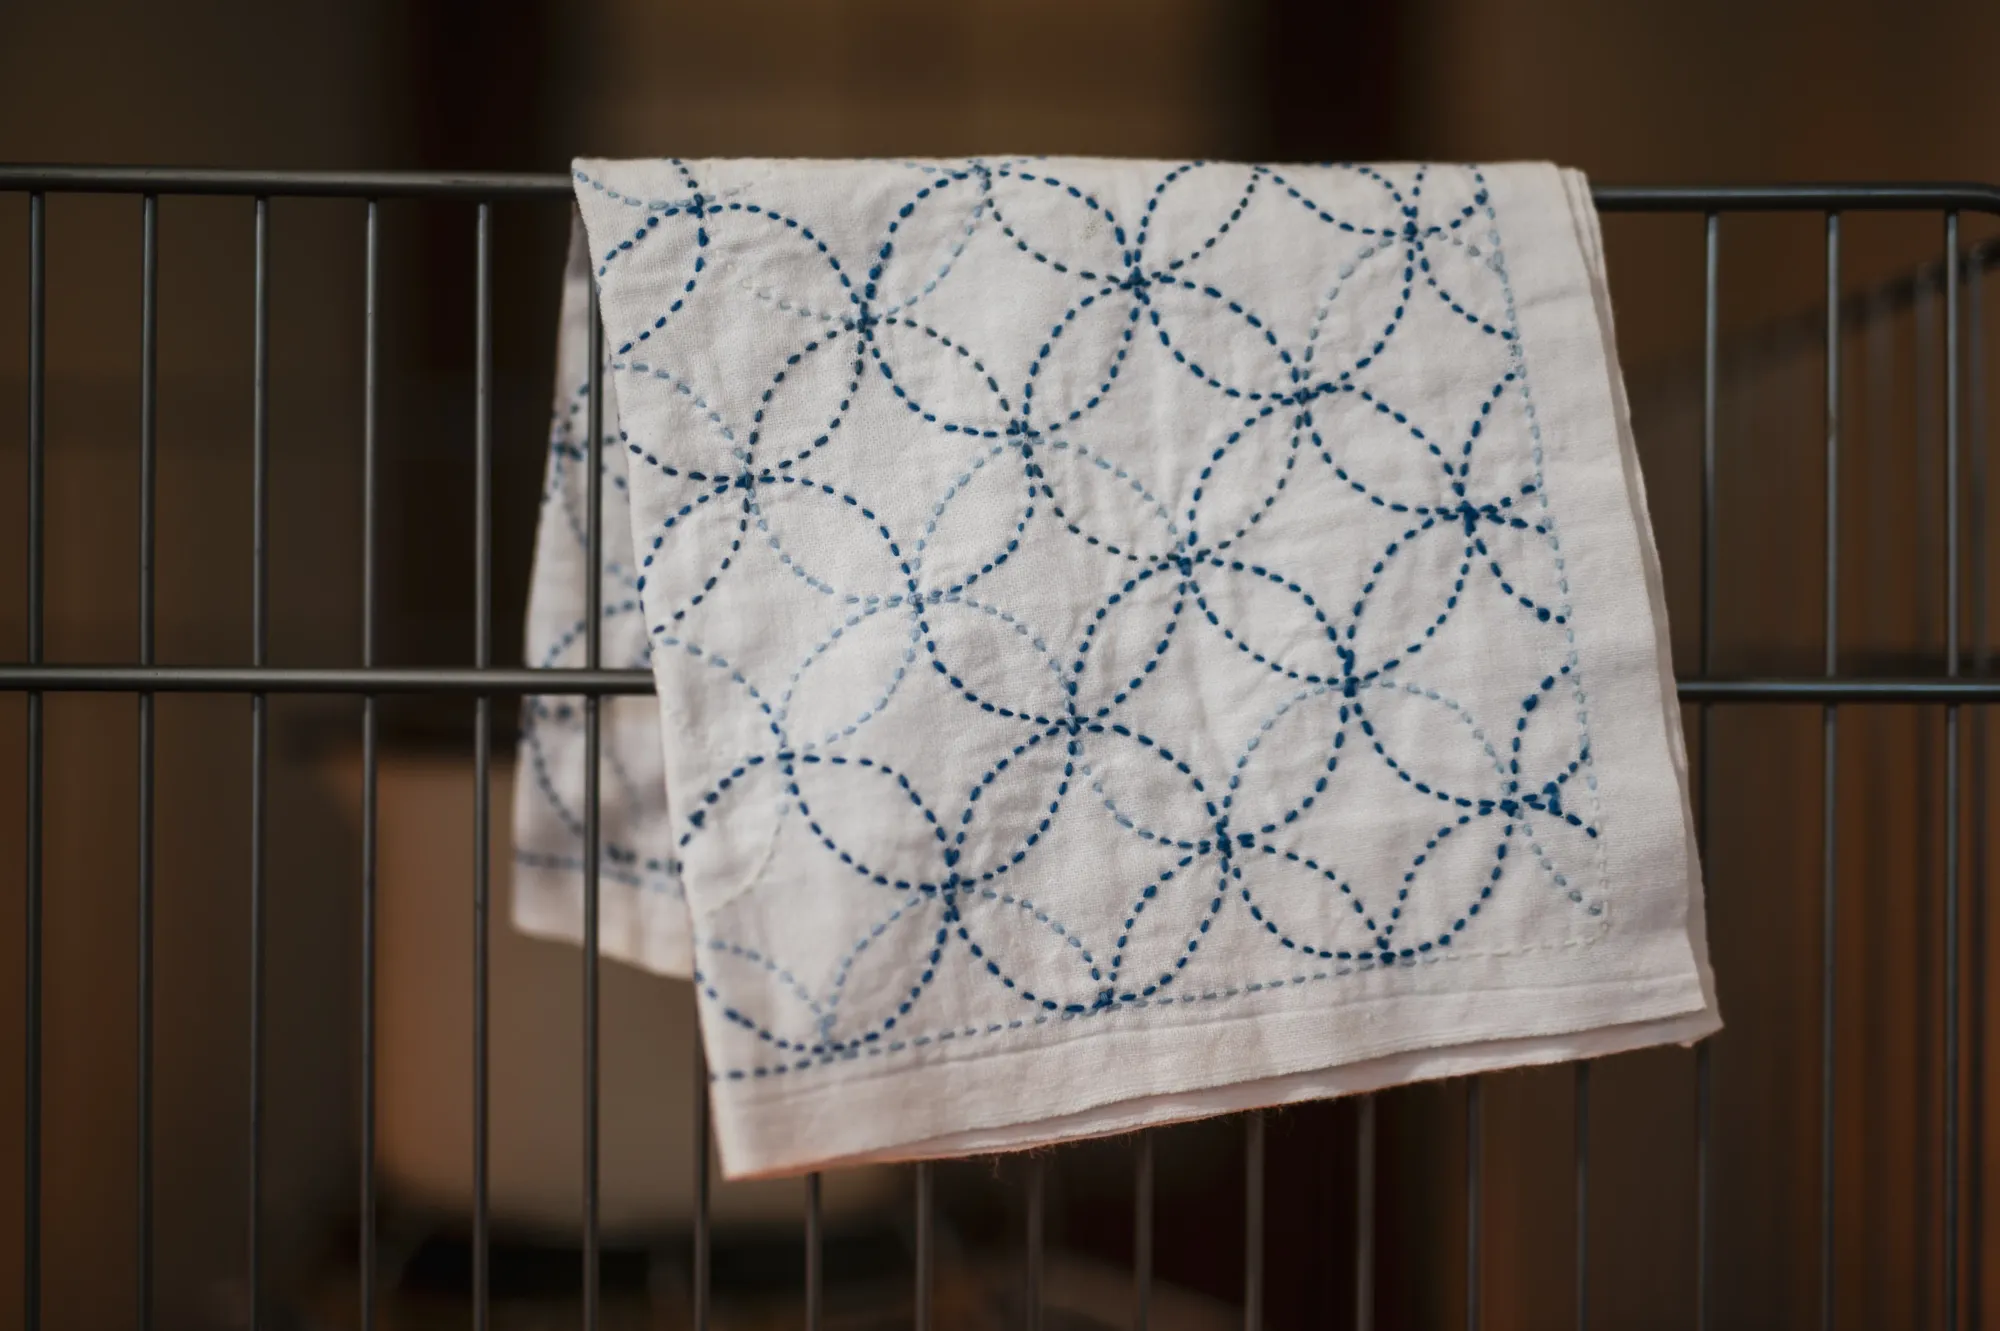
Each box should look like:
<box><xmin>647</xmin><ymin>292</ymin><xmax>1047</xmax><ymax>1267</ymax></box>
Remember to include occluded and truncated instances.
<box><xmin>1</xmin><ymin>0</ymin><xmax>1999</xmax><ymax>1327</ymax></box>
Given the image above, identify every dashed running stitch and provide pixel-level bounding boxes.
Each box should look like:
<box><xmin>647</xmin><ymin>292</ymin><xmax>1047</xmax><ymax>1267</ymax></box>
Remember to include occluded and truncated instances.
<box><xmin>534</xmin><ymin>160</ymin><xmax>1611</xmax><ymax>1082</ymax></box>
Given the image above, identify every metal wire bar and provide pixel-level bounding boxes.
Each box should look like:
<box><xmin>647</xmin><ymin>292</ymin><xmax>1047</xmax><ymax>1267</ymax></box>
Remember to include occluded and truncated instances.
<box><xmin>1</xmin><ymin>666</ymin><xmax>655</xmax><ymax>692</ymax></box>
<box><xmin>1467</xmin><ymin>1080</ymin><xmax>1482</xmax><ymax>1331</ymax></box>
<box><xmin>358</xmin><ymin>198</ymin><xmax>379</xmax><ymax>1331</ymax></box>
<box><xmin>1355</xmin><ymin>1096</ymin><xmax>1376</xmax><ymax>1331</ymax></box>
<box><xmin>915</xmin><ymin>1161</ymin><xmax>934</xmax><ymax>1331</ymax></box>
<box><xmin>1645</xmin><ymin>234</ymin><xmax>2000</xmax><ymax>406</ymax></box>
<box><xmin>1916</xmin><ymin>268</ymin><xmax>1947</xmax><ymax>1331</ymax></box>
<box><xmin>22</xmin><ymin>188</ymin><xmax>44</xmax><ymax>1331</ymax></box>
<box><xmin>1696</xmin><ymin>210</ymin><xmax>1720</xmax><ymax>1331</ymax></box>
<box><xmin>8</xmin><ymin>170</ymin><xmax>2000</xmax><ymax>215</ymax></box>
<box><xmin>1944</xmin><ymin>211</ymin><xmax>1964</xmax><ymax>1331</ymax></box>
<box><xmin>247</xmin><ymin>194</ymin><xmax>271</xmax><ymax>1331</ymax></box>
<box><xmin>471</xmin><ymin>200</ymin><xmax>493</xmax><ymax>1331</ymax></box>
<box><xmin>1027</xmin><ymin>1155</ymin><xmax>1047</xmax><ymax>1331</ymax></box>
<box><xmin>136</xmin><ymin>190</ymin><xmax>158</xmax><ymax>1331</ymax></box>
<box><xmin>1592</xmin><ymin>184</ymin><xmax>2000</xmax><ymax>213</ymax></box>
<box><xmin>4</xmin><ymin>667</ymin><xmax>1992</xmax><ymax>702</ymax></box>
<box><xmin>1575</xmin><ymin>1062</ymin><xmax>1590</xmax><ymax>1330</ymax></box>
<box><xmin>1244</xmin><ymin>1114</ymin><xmax>1264</xmax><ymax>1331</ymax></box>
<box><xmin>0</xmin><ymin>166</ymin><xmax>581</xmax><ymax>198</ymax></box>
<box><xmin>1862</xmin><ymin>280</ymin><xmax>1899</xmax><ymax>1331</ymax></box>
<box><xmin>805</xmin><ymin>1172</ymin><xmax>824</xmax><ymax>1331</ymax></box>
<box><xmin>1966</xmin><ymin>244</ymin><xmax>1989</xmax><ymax>1331</ymax></box>
<box><xmin>1821</xmin><ymin>212</ymin><xmax>1841</xmax><ymax>1331</ymax></box>
<box><xmin>582</xmin><ymin>241</ymin><xmax>604</xmax><ymax>1331</ymax></box>
<box><xmin>1135</xmin><ymin>1132</ymin><xmax>1154</xmax><ymax>1331</ymax></box>
<box><xmin>694</xmin><ymin>1040</ymin><xmax>712</xmax><ymax>1331</ymax></box>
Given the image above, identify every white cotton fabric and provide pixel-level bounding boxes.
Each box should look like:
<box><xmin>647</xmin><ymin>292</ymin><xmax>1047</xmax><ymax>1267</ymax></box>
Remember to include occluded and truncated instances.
<box><xmin>512</xmin><ymin>222</ymin><xmax>695</xmax><ymax>976</ymax></box>
<box><xmin>514</xmin><ymin>158</ymin><xmax>1719</xmax><ymax>1179</ymax></box>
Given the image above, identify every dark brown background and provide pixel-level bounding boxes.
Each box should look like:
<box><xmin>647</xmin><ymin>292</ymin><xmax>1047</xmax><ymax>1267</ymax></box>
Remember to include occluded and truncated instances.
<box><xmin>2</xmin><ymin>1</ymin><xmax>1999</xmax><ymax>1327</ymax></box>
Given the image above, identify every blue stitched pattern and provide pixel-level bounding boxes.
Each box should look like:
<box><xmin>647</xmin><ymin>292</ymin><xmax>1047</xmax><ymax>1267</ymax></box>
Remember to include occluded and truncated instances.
<box><xmin>513</xmin><ymin>318</ymin><xmax>687</xmax><ymax>928</ymax></box>
<box><xmin>555</xmin><ymin>159</ymin><xmax>1617</xmax><ymax>1084</ymax></box>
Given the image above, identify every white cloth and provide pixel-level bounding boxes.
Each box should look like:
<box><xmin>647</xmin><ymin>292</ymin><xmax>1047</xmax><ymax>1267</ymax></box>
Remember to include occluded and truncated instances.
<box><xmin>515</xmin><ymin>158</ymin><xmax>1720</xmax><ymax>1180</ymax></box>
<box><xmin>511</xmin><ymin>219</ymin><xmax>693</xmax><ymax>975</ymax></box>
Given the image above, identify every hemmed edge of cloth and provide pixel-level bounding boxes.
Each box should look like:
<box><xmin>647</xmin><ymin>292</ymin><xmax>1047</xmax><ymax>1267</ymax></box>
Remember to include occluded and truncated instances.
<box><xmin>708</xmin><ymin>966</ymin><xmax>1713</xmax><ymax>1178</ymax></box>
<box><xmin>1556</xmin><ymin>165</ymin><xmax>1723</xmax><ymax>1030</ymax></box>
<box><xmin>514</xmin><ymin>859</ymin><xmax>696</xmax><ymax>977</ymax></box>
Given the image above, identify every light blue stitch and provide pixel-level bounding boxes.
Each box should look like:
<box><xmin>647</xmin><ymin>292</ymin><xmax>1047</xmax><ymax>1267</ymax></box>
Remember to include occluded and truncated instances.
<box><xmin>533</xmin><ymin>161</ymin><xmax>1615</xmax><ymax>1080</ymax></box>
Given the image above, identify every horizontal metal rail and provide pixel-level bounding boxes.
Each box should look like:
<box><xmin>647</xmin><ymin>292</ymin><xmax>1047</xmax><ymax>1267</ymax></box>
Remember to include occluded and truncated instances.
<box><xmin>6</xmin><ymin>166</ymin><xmax>2000</xmax><ymax>215</ymax></box>
<box><xmin>0</xmin><ymin>664</ymin><xmax>1993</xmax><ymax>701</ymax></box>
<box><xmin>0</xmin><ymin>666</ymin><xmax>656</xmax><ymax>693</ymax></box>
<box><xmin>0</xmin><ymin>166</ymin><xmax>572</xmax><ymax>198</ymax></box>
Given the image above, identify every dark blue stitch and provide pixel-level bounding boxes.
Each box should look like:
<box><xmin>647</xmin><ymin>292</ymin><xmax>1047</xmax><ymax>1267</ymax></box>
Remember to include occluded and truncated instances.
<box><xmin>558</xmin><ymin>161</ymin><xmax>1613</xmax><ymax>1082</ymax></box>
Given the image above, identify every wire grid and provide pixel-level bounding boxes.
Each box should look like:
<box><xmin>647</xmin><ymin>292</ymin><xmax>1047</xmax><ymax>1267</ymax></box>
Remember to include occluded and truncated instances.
<box><xmin>4</xmin><ymin>169</ymin><xmax>1997</xmax><ymax>1331</ymax></box>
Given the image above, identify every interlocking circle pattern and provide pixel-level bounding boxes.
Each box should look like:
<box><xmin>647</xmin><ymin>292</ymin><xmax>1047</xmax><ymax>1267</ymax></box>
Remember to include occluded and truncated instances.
<box><xmin>537</xmin><ymin>159</ymin><xmax>1611</xmax><ymax>1082</ymax></box>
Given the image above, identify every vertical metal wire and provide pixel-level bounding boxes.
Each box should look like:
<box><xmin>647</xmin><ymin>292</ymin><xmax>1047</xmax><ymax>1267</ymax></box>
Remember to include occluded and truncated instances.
<box><xmin>1355</xmin><ymin>1097</ymin><xmax>1376</xmax><ymax>1331</ymax></box>
<box><xmin>914</xmin><ymin>1161</ymin><xmax>934</xmax><ymax>1331</ymax></box>
<box><xmin>1244</xmin><ymin>1114</ymin><xmax>1264</xmax><ymax>1331</ymax></box>
<box><xmin>1863</xmin><ymin>286</ymin><xmax>1897</xmax><ymax>1331</ymax></box>
<box><xmin>248</xmin><ymin>195</ymin><xmax>270</xmax><ymax>1331</ymax></box>
<box><xmin>1695</xmin><ymin>211</ymin><xmax>1719</xmax><ymax>1331</ymax></box>
<box><xmin>136</xmin><ymin>191</ymin><xmax>158</xmax><ymax>1331</ymax></box>
<box><xmin>805</xmin><ymin>1172</ymin><xmax>824</xmax><ymax>1331</ymax></box>
<box><xmin>1914</xmin><ymin>270</ymin><xmax>1942</xmax><ymax>1331</ymax></box>
<box><xmin>1134</xmin><ymin>1132</ymin><xmax>1154</xmax><ymax>1331</ymax></box>
<box><xmin>23</xmin><ymin>188</ymin><xmax>46</xmax><ymax>1331</ymax></box>
<box><xmin>1575</xmin><ymin>1062</ymin><xmax>1590</xmax><ymax>1330</ymax></box>
<box><xmin>471</xmin><ymin>200</ymin><xmax>493</xmax><ymax>1331</ymax></box>
<box><xmin>1466</xmin><ymin>1080</ymin><xmax>1482</xmax><ymax>1331</ymax></box>
<box><xmin>1026</xmin><ymin>1154</ymin><xmax>1047</xmax><ymax>1331</ymax></box>
<box><xmin>1820</xmin><ymin>211</ymin><xmax>1842</xmax><ymax>1331</ymax></box>
<box><xmin>583</xmin><ymin>272</ymin><xmax>604</xmax><ymax>1331</ymax></box>
<box><xmin>1943</xmin><ymin>211</ymin><xmax>1963</xmax><ymax>1331</ymax></box>
<box><xmin>1965</xmin><ymin>244</ymin><xmax>1989</xmax><ymax>1331</ymax></box>
<box><xmin>694</xmin><ymin>1040</ymin><xmax>712</xmax><ymax>1331</ymax></box>
<box><xmin>358</xmin><ymin>199</ymin><xmax>380</xmax><ymax>1331</ymax></box>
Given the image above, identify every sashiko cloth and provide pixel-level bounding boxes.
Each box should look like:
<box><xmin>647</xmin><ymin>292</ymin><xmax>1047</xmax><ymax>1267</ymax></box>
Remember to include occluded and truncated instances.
<box><xmin>513</xmin><ymin>158</ymin><xmax>1720</xmax><ymax>1178</ymax></box>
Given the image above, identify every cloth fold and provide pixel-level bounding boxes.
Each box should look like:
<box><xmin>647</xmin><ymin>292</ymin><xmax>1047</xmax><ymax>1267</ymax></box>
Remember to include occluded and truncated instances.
<box><xmin>514</xmin><ymin>158</ymin><xmax>1719</xmax><ymax>1179</ymax></box>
